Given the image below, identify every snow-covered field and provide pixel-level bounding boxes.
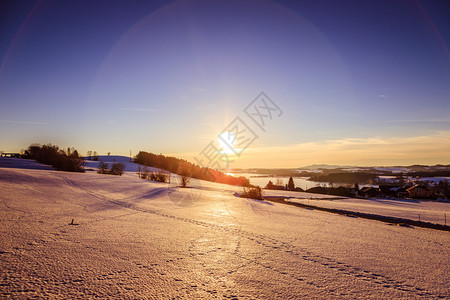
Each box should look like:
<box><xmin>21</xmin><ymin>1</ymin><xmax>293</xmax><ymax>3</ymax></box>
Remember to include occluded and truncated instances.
<box><xmin>291</xmin><ymin>197</ymin><xmax>450</xmax><ymax>226</ymax></box>
<box><xmin>1</xmin><ymin>158</ymin><xmax>449</xmax><ymax>298</ymax></box>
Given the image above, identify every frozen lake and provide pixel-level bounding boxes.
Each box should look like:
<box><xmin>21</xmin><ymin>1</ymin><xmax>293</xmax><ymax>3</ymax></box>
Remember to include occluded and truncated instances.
<box><xmin>233</xmin><ymin>172</ymin><xmax>331</xmax><ymax>190</ymax></box>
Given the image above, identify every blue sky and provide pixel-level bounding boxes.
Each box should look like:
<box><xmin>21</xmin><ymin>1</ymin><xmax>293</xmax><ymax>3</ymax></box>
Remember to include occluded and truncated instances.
<box><xmin>0</xmin><ymin>0</ymin><xmax>449</xmax><ymax>167</ymax></box>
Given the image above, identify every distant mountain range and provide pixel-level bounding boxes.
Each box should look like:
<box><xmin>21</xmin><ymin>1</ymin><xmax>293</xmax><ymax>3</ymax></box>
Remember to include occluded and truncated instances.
<box><xmin>298</xmin><ymin>164</ymin><xmax>450</xmax><ymax>170</ymax></box>
<box><xmin>299</xmin><ymin>164</ymin><xmax>357</xmax><ymax>170</ymax></box>
<box><xmin>233</xmin><ymin>164</ymin><xmax>450</xmax><ymax>177</ymax></box>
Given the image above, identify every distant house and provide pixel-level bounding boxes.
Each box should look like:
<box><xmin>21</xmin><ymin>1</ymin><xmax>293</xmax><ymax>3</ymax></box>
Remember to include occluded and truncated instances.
<box><xmin>379</xmin><ymin>185</ymin><xmax>398</xmax><ymax>197</ymax></box>
<box><xmin>358</xmin><ymin>186</ymin><xmax>381</xmax><ymax>198</ymax></box>
<box><xmin>394</xmin><ymin>186</ymin><xmax>411</xmax><ymax>198</ymax></box>
<box><xmin>0</xmin><ymin>153</ymin><xmax>22</xmax><ymax>158</ymax></box>
<box><xmin>377</xmin><ymin>185</ymin><xmax>414</xmax><ymax>198</ymax></box>
<box><xmin>406</xmin><ymin>185</ymin><xmax>430</xmax><ymax>199</ymax></box>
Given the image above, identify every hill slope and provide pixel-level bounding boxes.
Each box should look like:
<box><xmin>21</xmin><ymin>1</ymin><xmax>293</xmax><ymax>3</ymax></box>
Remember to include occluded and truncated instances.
<box><xmin>1</xmin><ymin>158</ymin><xmax>449</xmax><ymax>298</ymax></box>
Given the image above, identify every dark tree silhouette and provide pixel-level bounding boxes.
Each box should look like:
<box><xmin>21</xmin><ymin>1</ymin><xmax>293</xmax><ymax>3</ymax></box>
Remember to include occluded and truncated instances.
<box><xmin>287</xmin><ymin>177</ymin><xmax>295</xmax><ymax>190</ymax></box>
<box><xmin>134</xmin><ymin>151</ymin><xmax>249</xmax><ymax>187</ymax></box>
<box><xmin>26</xmin><ymin>144</ymin><xmax>85</xmax><ymax>172</ymax></box>
<box><xmin>110</xmin><ymin>162</ymin><xmax>125</xmax><ymax>176</ymax></box>
<box><xmin>241</xmin><ymin>186</ymin><xmax>263</xmax><ymax>200</ymax></box>
<box><xmin>265</xmin><ymin>180</ymin><xmax>275</xmax><ymax>189</ymax></box>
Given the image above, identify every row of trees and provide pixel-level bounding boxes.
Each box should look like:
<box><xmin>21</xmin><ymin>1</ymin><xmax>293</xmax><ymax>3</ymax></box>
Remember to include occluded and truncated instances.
<box><xmin>137</xmin><ymin>165</ymin><xmax>170</xmax><ymax>183</ymax></box>
<box><xmin>304</xmin><ymin>186</ymin><xmax>355</xmax><ymax>197</ymax></box>
<box><xmin>265</xmin><ymin>177</ymin><xmax>304</xmax><ymax>192</ymax></box>
<box><xmin>134</xmin><ymin>151</ymin><xmax>250</xmax><ymax>187</ymax></box>
<box><xmin>264</xmin><ymin>177</ymin><xmax>355</xmax><ymax>196</ymax></box>
<box><xmin>86</xmin><ymin>150</ymin><xmax>99</xmax><ymax>161</ymax></box>
<box><xmin>97</xmin><ymin>161</ymin><xmax>125</xmax><ymax>176</ymax></box>
<box><xmin>25</xmin><ymin>144</ymin><xmax>85</xmax><ymax>172</ymax></box>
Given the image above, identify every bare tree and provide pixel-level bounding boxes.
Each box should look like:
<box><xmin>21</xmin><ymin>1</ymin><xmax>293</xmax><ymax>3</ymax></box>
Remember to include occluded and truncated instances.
<box><xmin>155</xmin><ymin>171</ymin><xmax>169</xmax><ymax>183</ymax></box>
<box><xmin>110</xmin><ymin>162</ymin><xmax>125</xmax><ymax>176</ymax></box>
<box><xmin>177</xmin><ymin>161</ymin><xmax>192</xmax><ymax>187</ymax></box>
<box><xmin>137</xmin><ymin>164</ymin><xmax>142</xmax><ymax>178</ymax></box>
<box><xmin>143</xmin><ymin>166</ymin><xmax>150</xmax><ymax>179</ymax></box>
<box><xmin>276</xmin><ymin>178</ymin><xmax>284</xmax><ymax>187</ymax></box>
<box><xmin>97</xmin><ymin>161</ymin><xmax>108</xmax><ymax>174</ymax></box>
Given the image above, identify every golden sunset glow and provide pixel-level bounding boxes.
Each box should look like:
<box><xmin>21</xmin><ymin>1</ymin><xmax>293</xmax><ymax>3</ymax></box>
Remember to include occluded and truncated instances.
<box><xmin>175</xmin><ymin>130</ymin><xmax>450</xmax><ymax>168</ymax></box>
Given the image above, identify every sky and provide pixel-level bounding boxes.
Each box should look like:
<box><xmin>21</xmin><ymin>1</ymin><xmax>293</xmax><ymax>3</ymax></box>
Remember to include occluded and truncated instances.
<box><xmin>0</xmin><ymin>0</ymin><xmax>449</xmax><ymax>168</ymax></box>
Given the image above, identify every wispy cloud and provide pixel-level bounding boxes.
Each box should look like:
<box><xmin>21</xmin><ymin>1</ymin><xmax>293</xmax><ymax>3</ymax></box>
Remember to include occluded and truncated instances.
<box><xmin>381</xmin><ymin>119</ymin><xmax>450</xmax><ymax>123</ymax></box>
<box><xmin>0</xmin><ymin>120</ymin><xmax>49</xmax><ymax>125</ymax></box>
<box><xmin>119</xmin><ymin>108</ymin><xmax>158</xmax><ymax>112</ymax></box>
<box><xmin>239</xmin><ymin>131</ymin><xmax>450</xmax><ymax>167</ymax></box>
<box><xmin>377</xmin><ymin>94</ymin><xmax>387</xmax><ymax>98</ymax></box>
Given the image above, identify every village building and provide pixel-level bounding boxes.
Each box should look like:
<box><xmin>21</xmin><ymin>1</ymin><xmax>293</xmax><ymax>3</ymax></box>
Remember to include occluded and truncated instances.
<box><xmin>406</xmin><ymin>185</ymin><xmax>430</xmax><ymax>199</ymax></box>
<box><xmin>0</xmin><ymin>153</ymin><xmax>22</xmax><ymax>158</ymax></box>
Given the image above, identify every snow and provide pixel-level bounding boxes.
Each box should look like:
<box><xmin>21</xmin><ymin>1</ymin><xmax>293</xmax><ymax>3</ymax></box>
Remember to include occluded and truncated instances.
<box><xmin>1</xmin><ymin>157</ymin><xmax>449</xmax><ymax>298</ymax></box>
<box><xmin>84</xmin><ymin>155</ymin><xmax>161</xmax><ymax>173</ymax></box>
<box><xmin>374</xmin><ymin>167</ymin><xmax>408</xmax><ymax>173</ymax></box>
<box><xmin>290</xmin><ymin>197</ymin><xmax>450</xmax><ymax>225</ymax></box>
<box><xmin>418</xmin><ymin>177</ymin><xmax>450</xmax><ymax>184</ymax></box>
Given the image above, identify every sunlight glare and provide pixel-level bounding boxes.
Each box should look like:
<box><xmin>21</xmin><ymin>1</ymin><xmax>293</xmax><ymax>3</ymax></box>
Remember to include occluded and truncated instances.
<box><xmin>218</xmin><ymin>131</ymin><xmax>237</xmax><ymax>155</ymax></box>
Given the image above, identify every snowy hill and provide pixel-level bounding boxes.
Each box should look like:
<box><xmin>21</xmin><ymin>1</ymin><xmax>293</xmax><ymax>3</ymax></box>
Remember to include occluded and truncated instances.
<box><xmin>84</xmin><ymin>155</ymin><xmax>162</xmax><ymax>173</ymax></box>
<box><xmin>1</xmin><ymin>157</ymin><xmax>449</xmax><ymax>298</ymax></box>
<box><xmin>299</xmin><ymin>164</ymin><xmax>356</xmax><ymax>170</ymax></box>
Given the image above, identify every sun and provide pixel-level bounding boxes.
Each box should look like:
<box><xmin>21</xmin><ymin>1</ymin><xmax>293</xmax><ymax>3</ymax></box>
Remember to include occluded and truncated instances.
<box><xmin>218</xmin><ymin>131</ymin><xmax>237</xmax><ymax>155</ymax></box>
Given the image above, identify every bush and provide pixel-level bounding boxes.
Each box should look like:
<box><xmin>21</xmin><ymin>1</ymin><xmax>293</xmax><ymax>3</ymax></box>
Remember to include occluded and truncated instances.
<box><xmin>177</xmin><ymin>161</ymin><xmax>191</xmax><ymax>187</ymax></box>
<box><xmin>97</xmin><ymin>161</ymin><xmax>109</xmax><ymax>174</ymax></box>
<box><xmin>97</xmin><ymin>161</ymin><xmax>125</xmax><ymax>176</ymax></box>
<box><xmin>110</xmin><ymin>162</ymin><xmax>125</xmax><ymax>176</ymax></box>
<box><xmin>241</xmin><ymin>186</ymin><xmax>263</xmax><ymax>200</ymax></box>
<box><xmin>138</xmin><ymin>165</ymin><xmax>150</xmax><ymax>179</ymax></box>
<box><xmin>155</xmin><ymin>171</ymin><xmax>169</xmax><ymax>182</ymax></box>
<box><xmin>137</xmin><ymin>165</ymin><xmax>169</xmax><ymax>182</ymax></box>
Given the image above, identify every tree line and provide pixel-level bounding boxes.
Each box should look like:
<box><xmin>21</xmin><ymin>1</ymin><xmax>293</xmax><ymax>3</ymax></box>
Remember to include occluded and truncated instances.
<box><xmin>24</xmin><ymin>144</ymin><xmax>85</xmax><ymax>172</ymax></box>
<box><xmin>134</xmin><ymin>151</ymin><xmax>250</xmax><ymax>186</ymax></box>
<box><xmin>264</xmin><ymin>177</ymin><xmax>356</xmax><ymax>197</ymax></box>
